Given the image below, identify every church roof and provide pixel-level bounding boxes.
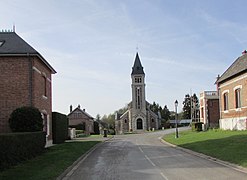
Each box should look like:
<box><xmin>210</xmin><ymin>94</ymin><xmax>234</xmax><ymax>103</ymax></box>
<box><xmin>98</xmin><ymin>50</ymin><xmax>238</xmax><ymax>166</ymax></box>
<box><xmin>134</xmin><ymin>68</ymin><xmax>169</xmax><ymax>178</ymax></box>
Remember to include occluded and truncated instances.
<box><xmin>131</xmin><ymin>52</ymin><xmax>145</xmax><ymax>75</ymax></box>
<box><xmin>216</xmin><ymin>52</ymin><xmax>247</xmax><ymax>84</ymax></box>
<box><xmin>0</xmin><ymin>32</ymin><xmax>56</xmax><ymax>74</ymax></box>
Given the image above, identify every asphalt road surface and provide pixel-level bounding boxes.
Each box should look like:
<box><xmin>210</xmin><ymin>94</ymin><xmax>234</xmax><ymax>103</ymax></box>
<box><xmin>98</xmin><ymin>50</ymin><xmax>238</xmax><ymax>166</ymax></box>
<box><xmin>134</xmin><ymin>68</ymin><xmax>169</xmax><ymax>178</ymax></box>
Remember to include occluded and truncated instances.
<box><xmin>62</xmin><ymin>127</ymin><xmax>247</xmax><ymax>180</ymax></box>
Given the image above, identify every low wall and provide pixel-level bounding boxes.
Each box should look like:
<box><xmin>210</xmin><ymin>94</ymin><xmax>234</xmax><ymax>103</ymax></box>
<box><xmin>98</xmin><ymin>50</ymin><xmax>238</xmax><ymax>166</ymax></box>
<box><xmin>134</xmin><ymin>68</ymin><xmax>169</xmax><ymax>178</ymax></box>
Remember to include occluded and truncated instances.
<box><xmin>219</xmin><ymin>117</ymin><xmax>247</xmax><ymax>130</ymax></box>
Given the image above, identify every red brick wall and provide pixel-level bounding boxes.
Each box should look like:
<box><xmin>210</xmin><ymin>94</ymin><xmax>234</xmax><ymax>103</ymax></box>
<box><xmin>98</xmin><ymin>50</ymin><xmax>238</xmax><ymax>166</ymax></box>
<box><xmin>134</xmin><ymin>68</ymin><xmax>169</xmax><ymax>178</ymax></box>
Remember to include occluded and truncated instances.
<box><xmin>0</xmin><ymin>56</ymin><xmax>53</xmax><ymax>140</ymax></box>
<box><xmin>219</xmin><ymin>74</ymin><xmax>247</xmax><ymax>119</ymax></box>
<box><xmin>0</xmin><ymin>56</ymin><xmax>30</xmax><ymax>133</ymax></box>
<box><xmin>32</xmin><ymin>58</ymin><xmax>53</xmax><ymax>140</ymax></box>
<box><xmin>207</xmin><ymin>99</ymin><xmax>220</xmax><ymax>127</ymax></box>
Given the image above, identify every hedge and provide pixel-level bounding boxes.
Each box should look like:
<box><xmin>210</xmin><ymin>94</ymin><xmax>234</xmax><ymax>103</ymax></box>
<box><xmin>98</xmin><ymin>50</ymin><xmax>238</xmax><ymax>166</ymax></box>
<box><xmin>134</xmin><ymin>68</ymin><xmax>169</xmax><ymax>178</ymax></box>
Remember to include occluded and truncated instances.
<box><xmin>52</xmin><ymin>112</ymin><xmax>68</xmax><ymax>144</ymax></box>
<box><xmin>0</xmin><ymin>131</ymin><xmax>46</xmax><ymax>170</ymax></box>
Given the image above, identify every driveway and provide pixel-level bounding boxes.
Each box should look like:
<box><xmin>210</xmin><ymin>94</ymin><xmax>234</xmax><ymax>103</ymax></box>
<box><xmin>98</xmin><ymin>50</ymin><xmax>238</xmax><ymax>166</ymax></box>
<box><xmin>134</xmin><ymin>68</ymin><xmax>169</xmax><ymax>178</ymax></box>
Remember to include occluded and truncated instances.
<box><xmin>61</xmin><ymin>127</ymin><xmax>247</xmax><ymax>180</ymax></box>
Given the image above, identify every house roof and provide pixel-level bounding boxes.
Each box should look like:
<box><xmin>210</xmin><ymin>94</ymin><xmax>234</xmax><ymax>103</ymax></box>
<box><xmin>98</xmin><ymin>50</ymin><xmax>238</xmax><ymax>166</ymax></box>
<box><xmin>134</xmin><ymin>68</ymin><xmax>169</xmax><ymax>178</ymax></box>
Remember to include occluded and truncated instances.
<box><xmin>131</xmin><ymin>52</ymin><xmax>145</xmax><ymax>75</ymax></box>
<box><xmin>68</xmin><ymin>106</ymin><xmax>94</xmax><ymax>119</ymax></box>
<box><xmin>217</xmin><ymin>53</ymin><xmax>247</xmax><ymax>84</ymax></box>
<box><xmin>0</xmin><ymin>32</ymin><xmax>56</xmax><ymax>74</ymax></box>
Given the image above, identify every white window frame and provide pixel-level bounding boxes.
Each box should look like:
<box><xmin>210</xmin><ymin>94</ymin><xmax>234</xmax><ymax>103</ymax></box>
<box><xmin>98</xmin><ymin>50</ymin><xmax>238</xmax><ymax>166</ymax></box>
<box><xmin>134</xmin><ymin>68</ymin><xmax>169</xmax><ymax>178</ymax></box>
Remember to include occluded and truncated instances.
<box><xmin>234</xmin><ymin>85</ymin><xmax>242</xmax><ymax>110</ymax></box>
<box><xmin>222</xmin><ymin>90</ymin><xmax>229</xmax><ymax>112</ymax></box>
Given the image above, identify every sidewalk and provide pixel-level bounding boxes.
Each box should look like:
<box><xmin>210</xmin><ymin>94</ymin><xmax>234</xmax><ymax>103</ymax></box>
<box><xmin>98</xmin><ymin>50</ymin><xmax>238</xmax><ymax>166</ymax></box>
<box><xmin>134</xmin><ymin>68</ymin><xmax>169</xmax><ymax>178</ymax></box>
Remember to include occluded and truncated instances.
<box><xmin>67</xmin><ymin>135</ymin><xmax>113</xmax><ymax>142</ymax></box>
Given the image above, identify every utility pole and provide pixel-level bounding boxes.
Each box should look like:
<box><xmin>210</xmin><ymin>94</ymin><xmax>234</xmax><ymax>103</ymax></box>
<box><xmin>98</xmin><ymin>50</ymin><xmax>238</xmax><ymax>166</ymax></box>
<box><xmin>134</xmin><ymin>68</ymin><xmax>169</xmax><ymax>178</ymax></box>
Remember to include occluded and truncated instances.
<box><xmin>190</xmin><ymin>89</ymin><xmax>193</xmax><ymax>122</ymax></box>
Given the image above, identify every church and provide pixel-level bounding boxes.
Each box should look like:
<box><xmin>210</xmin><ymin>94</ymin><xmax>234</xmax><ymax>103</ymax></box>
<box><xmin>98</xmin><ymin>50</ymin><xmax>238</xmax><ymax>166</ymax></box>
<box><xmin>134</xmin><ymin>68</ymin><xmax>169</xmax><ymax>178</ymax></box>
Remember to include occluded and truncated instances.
<box><xmin>115</xmin><ymin>53</ymin><xmax>159</xmax><ymax>134</ymax></box>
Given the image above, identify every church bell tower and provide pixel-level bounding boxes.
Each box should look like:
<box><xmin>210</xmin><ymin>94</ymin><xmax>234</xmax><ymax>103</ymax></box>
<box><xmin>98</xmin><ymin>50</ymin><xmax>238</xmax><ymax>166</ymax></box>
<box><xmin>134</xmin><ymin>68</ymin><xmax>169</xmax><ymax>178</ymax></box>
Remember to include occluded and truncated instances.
<box><xmin>131</xmin><ymin>53</ymin><xmax>147</xmax><ymax>131</ymax></box>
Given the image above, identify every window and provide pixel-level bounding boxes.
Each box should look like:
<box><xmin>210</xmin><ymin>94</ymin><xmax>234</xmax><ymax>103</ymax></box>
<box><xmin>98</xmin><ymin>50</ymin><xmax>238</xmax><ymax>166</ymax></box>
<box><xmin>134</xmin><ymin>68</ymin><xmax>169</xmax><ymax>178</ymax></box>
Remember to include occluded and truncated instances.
<box><xmin>124</xmin><ymin>119</ymin><xmax>127</xmax><ymax>123</ymax></box>
<box><xmin>201</xmin><ymin>108</ymin><xmax>204</xmax><ymax>118</ymax></box>
<box><xmin>134</xmin><ymin>77</ymin><xmax>142</xmax><ymax>83</ymax></box>
<box><xmin>223</xmin><ymin>92</ymin><xmax>228</xmax><ymax>111</ymax></box>
<box><xmin>136</xmin><ymin>87</ymin><xmax>142</xmax><ymax>109</ymax></box>
<box><xmin>42</xmin><ymin>114</ymin><xmax>48</xmax><ymax>135</ymax></box>
<box><xmin>43</xmin><ymin>76</ymin><xmax>47</xmax><ymax>97</ymax></box>
<box><xmin>235</xmin><ymin>88</ymin><xmax>241</xmax><ymax>108</ymax></box>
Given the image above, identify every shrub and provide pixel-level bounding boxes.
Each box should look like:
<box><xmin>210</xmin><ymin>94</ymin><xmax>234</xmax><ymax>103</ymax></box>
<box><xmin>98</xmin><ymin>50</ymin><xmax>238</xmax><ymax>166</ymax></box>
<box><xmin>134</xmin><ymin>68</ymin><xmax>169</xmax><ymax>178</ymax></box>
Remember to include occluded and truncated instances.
<box><xmin>9</xmin><ymin>106</ymin><xmax>43</xmax><ymax>132</ymax></box>
<box><xmin>192</xmin><ymin>122</ymin><xmax>204</xmax><ymax>132</ymax></box>
<box><xmin>52</xmin><ymin>112</ymin><xmax>68</xmax><ymax>144</ymax></box>
<box><xmin>75</xmin><ymin>130</ymin><xmax>84</xmax><ymax>135</ymax></box>
<box><xmin>0</xmin><ymin>132</ymin><xmax>46</xmax><ymax>170</ymax></box>
<box><xmin>108</xmin><ymin>129</ymin><xmax>115</xmax><ymax>135</ymax></box>
<box><xmin>93</xmin><ymin>121</ymin><xmax>100</xmax><ymax>135</ymax></box>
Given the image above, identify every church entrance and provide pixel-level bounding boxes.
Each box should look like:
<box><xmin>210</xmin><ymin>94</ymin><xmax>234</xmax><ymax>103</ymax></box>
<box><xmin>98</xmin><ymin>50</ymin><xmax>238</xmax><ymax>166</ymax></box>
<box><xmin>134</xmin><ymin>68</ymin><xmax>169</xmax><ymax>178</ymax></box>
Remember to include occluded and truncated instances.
<box><xmin>136</xmin><ymin>118</ymin><xmax>143</xmax><ymax>129</ymax></box>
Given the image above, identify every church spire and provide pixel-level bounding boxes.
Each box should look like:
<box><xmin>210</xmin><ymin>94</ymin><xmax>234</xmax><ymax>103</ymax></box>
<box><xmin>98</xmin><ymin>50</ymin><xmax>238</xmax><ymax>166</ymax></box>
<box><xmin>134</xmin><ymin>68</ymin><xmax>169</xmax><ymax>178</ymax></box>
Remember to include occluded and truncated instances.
<box><xmin>131</xmin><ymin>52</ymin><xmax>145</xmax><ymax>75</ymax></box>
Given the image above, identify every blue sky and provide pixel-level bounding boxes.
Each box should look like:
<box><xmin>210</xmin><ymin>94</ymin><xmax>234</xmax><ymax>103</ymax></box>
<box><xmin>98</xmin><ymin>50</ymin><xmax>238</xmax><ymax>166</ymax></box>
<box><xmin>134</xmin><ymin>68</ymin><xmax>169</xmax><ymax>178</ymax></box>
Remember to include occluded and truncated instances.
<box><xmin>1</xmin><ymin>0</ymin><xmax>247</xmax><ymax>117</ymax></box>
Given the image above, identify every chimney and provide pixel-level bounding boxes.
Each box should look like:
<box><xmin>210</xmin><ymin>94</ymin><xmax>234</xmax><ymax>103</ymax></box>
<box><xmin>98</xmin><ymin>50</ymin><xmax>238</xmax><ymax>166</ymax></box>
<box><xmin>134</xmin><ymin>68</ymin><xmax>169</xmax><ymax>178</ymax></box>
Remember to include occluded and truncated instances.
<box><xmin>216</xmin><ymin>74</ymin><xmax>220</xmax><ymax>91</ymax></box>
<box><xmin>70</xmin><ymin>105</ymin><xmax>72</xmax><ymax>112</ymax></box>
<box><xmin>242</xmin><ymin>50</ymin><xmax>247</xmax><ymax>55</ymax></box>
<box><xmin>78</xmin><ymin>104</ymin><xmax>81</xmax><ymax>109</ymax></box>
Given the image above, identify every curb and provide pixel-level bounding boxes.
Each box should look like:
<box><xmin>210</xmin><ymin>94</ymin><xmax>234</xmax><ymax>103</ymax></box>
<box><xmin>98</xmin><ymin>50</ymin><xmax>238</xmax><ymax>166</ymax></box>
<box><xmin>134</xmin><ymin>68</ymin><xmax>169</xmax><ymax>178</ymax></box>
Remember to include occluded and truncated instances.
<box><xmin>57</xmin><ymin>137</ymin><xmax>114</xmax><ymax>180</ymax></box>
<box><xmin>160</xmin><ymin>138</ymin><xmax>247</xmax><ymax>174</ymax></box>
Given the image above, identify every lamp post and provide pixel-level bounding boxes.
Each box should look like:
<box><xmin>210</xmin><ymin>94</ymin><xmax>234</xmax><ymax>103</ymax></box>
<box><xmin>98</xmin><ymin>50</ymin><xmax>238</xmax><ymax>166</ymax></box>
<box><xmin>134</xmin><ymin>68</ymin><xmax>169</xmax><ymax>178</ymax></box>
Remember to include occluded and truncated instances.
<box><xmin>175</xmin><ymin>100</ymin><xmax>179</xmax><ymax>138</ymax></box>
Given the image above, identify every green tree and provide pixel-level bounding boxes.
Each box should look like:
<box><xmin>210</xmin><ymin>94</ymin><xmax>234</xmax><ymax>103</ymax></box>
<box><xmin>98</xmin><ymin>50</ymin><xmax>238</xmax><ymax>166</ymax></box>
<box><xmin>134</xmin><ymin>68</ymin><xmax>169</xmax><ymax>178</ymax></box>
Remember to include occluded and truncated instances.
<box><xmin>96</xmin><ymin>114</ymin><xmax>101</xmax><ymax>121</ymax></box>
<box><xmin>191</xmin><ymin>93</ymin><xmax>200</xmax><ymax>121</ymax></box>
<box><xmin>161</xmin><ymin>105</ymin><xmax>171</xmax><ymax>121</ymax></box>
<box><xmin>182</xmin><ymin>94</ymin><xmax>191</xmax><ymax>119</ymax></box>
<box><xmin>150</xmin><ymin>102</ymin><xmax>171</xmax><ymax>122</ymax></box>
<box><xmin>182</xmin><ymin>93</ymin><xmax>199</xmax><ymax>120</ymax></box>
<box><xmin>150</xmin><ymin>102</ymin><xmax>162</xmax><ymax>113</ymax></box>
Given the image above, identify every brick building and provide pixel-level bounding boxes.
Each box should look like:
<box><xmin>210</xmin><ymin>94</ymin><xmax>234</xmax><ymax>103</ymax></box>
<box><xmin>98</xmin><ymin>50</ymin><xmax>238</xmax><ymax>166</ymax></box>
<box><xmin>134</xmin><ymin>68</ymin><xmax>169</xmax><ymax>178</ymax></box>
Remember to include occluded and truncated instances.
<box><xmin>199</xmin><ymin>91</ymin><xmax>220</xmax><ymax>129</ymax></box>
<box><xmin>68</xmin><ymin>105</ymin><xmax>94</xmax><ymax>135</ymax></box>
<box><xmin>0</xmin><ymin>32</ymin><xmax>56</xmax><ymax>145</ymax></box>
<box><xmin>115</xmin><ymin>53</ymin><xmax>158</xmax><ymax>134</ymax></box>
<box><xmin>216</xmin><ymin>51</ymin><xmax>247</xmax><ymax>130</ymax></box>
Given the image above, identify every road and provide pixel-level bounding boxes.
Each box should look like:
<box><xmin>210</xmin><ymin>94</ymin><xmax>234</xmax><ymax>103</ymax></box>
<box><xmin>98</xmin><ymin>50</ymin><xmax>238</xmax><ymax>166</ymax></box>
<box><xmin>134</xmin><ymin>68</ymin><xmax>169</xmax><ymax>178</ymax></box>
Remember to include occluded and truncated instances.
<box><xmin>62</xmin><ymin>127</ymin><xmax>247</xmax><ymax>180</ymax></box>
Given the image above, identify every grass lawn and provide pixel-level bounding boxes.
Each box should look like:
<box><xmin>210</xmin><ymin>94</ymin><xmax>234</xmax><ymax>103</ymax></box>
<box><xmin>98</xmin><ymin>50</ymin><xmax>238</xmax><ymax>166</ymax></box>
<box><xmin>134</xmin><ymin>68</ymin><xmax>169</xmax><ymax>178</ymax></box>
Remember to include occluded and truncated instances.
<box><xmin>163</xmin><ymin>129</ymin><xmax>247</xmax><ymax>167</ymax></box>
<box><xmin>0</xmin><ymin>141</ymin><xmax>100</xmax><ymax>180</ymax></box>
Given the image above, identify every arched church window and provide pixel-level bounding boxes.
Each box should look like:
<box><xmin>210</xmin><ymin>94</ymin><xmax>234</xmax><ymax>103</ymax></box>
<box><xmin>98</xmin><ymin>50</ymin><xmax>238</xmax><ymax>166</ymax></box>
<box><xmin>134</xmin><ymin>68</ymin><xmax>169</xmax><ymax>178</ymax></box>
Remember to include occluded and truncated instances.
<box><xmin>124</xmin><ymin>119</ymin><xmax>127</xmax><ymax>123</ymax></box>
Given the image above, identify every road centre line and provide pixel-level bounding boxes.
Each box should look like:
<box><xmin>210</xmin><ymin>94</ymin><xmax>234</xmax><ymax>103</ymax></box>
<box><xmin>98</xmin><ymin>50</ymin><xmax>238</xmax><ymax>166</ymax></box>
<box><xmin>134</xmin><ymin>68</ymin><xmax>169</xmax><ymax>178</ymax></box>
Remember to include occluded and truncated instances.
<box><xmin>145</xmin><ymin>155</ymin><xmax>156</xmax><ymax>167</ymax></box>
<box><xmin>139</xmin><ymin>147</ymin><xmax>144</xmax><ymax>153</ymax></box>
<box><xmin>140</xmin><ymin>147</ymin><xmax>168</xmax><ymax>179</ymax></box>
<box><xmin>160</xmin><ymin>172</ymin><xmax>169</xmax><ymax>180</ymax></box>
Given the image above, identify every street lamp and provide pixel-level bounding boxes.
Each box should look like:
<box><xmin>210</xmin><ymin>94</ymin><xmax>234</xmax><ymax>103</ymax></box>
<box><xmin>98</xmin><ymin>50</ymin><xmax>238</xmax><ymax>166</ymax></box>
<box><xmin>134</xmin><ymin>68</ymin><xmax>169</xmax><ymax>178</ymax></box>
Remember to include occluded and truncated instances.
<box><xmin>175</xmin><ymin>100</ymin><xmax>179</xmax><ymax>138</ymax></box>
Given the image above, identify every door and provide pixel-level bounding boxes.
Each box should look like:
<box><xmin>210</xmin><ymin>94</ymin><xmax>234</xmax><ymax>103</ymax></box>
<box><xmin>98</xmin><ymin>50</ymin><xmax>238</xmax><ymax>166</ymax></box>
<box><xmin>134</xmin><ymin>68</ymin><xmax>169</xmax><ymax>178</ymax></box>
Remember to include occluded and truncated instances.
<box><xmin>136</xmin><ymin>118</ymin><xmax>143</xmax><ymax>129</ymax></box>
